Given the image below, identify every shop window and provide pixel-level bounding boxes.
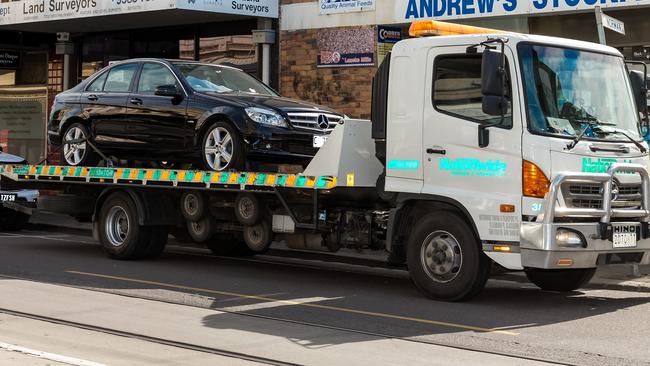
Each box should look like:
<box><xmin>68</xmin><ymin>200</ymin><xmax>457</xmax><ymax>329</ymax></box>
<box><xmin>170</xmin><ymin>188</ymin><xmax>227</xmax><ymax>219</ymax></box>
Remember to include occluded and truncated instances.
<box><xmin>17</xmin><ymin>52</ymin><xmax>47</xmax><ymax>85</ymax></box>
<box><xmin>0</xmin><ymin>70</ymin><xmax>15</xmax><ymax>86</ymax></box>
<box><xmin>137</xmin><ymin>63</ymin><xmax>177</xmax><ymax>93</ymax></box>
<box><xmin>103</xmin><ymin>63</ymin><xmax>138</xmax><ymax>92</ymax></box>
<box><xmin>433</xmin><ymin>55</ymin><xmax>512</xmax><ymax>126</ymax></box>
<box><xmin>179</xmin><ymin>39</ymin><xmax>195</xmax><ymax>60</ymax></box>
<box><xmin>199</xmin><ymin>36</ymin><xmax>257</xmax><ymax>76</ymax></box>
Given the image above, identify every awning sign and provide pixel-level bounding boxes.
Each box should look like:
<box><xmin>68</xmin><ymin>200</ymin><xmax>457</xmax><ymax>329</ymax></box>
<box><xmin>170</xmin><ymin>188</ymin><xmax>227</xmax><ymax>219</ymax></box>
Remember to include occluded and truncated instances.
<box><xmin>397</xmin><ymin>0</ymin><xmax>650</xmax><ymax>21</ymax></box>
<box><xmin>0</xmin><ymin>50</ymin><xmax>20</xmax><ymax>69</ymax></box>
<box><xmin>0</xmin><ymin>0</ymin><xmax>278</xmax><ymax>26</ymax></box>
<box><xmin>602</xmin><ymin>13</ymin><xmax>625</xmax><ymax>35</ymax></box>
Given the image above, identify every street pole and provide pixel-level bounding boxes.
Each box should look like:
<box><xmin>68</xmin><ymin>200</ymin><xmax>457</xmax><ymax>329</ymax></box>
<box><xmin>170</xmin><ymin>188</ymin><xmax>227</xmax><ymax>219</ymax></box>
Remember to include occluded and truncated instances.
<box><xmin>595</xmin><ymin>6</ymin><xmax>607</xmax><ymax>45</ymax></box>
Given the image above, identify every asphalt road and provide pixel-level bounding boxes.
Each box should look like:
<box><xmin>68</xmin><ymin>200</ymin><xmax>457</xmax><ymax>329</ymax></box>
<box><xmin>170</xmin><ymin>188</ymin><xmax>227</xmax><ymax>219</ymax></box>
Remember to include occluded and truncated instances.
<box><xmin>1</xmin><ymin>228</ymin><xmax>649</xmax><ymax>366</ymax></box>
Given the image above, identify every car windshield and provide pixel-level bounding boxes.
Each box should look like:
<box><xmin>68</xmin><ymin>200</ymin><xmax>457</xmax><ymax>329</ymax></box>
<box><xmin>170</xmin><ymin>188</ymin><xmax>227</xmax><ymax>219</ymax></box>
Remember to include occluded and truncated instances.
<box><xmin>519</xmin><ymin>44</ymin><xmax>642</xmax><ymax>142</ymax></box>
<box><xmin>173</xmin><ymin>63</ymin><xmax>277</xmax><ymax>96</ymax></box>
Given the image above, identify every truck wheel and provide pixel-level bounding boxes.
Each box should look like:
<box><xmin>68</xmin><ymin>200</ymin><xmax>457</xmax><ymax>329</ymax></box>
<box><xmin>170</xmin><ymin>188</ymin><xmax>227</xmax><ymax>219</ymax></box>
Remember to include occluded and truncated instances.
<box><xmin>61</xmin><ymin>123</ymin><xmax>98</xmax><ymax>167</ymax></box>
<box><xmin>0</xmin><ymin>211</ymin><xmax>30</xmax><ymax>231</ymax></box>
<box><xmin>234</xmin><ymin>193</ymin><xmax>261</xmax><ymax>226</ymax></box>
<box><xmin>407</xmin><ymin>213</ymin><xmax>490</xmax><ymax>301</ymax></box>
<box><xmin>525</xmin><ymin>268</ymin><xmax>596</xmax><ymax>292</ymax></box>
<box><xmin>98</xmin><ymin>192</ymin><xmax>151</xmax><ymax>260</ymax></box>
<box><xmin>201</xmin><ymin>122</ymin><xmax>245</xmax><ymax>171</ymax></box>
<box><xmin>205</xmin><ymin>233</ymin><xmax>241</xmax><ymax>256</ymax></box>
<box><xmin>187</xmin><ymin>216</ymin><xmax>215</xmax><ymax>243</ymax></box>
<box><xmin>180</xmin><ymin>191</ymin><xmax>206</xmax><ymax>221</ymax></box>
<box><xmin>242</xmin><ymin>220</ymin><xmax>272</xmax><ymax>254</ymax></box>
<box><xmin>142</xmin><ymin>227</ymin><xmax>169</xmax><ymax>259</ymax></box>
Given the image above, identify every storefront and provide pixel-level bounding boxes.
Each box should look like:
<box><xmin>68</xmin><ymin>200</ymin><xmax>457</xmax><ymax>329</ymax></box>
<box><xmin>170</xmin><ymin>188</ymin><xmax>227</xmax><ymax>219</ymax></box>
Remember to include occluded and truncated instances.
<box><xmin>279</xmin><ymin>0</ymin><xmax>650</xmax><ymax>119</ymax></box>
<box><xmin>0</xmin><ymin>0</ymin><xmax>278</xmax><ymax>163</ymax></box>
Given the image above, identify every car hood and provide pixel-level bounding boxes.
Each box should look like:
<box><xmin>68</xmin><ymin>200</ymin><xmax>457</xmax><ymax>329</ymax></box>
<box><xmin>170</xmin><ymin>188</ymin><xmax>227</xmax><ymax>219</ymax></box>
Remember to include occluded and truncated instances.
<box><xmin>201</xmin><ymin>92</ymin><xmax>342</xmax><ymax>115</ymax></box>
<box><xmin>0</xmin><ymin>152</ymin><xmax>26</xmax><ymax>164</ymax></box>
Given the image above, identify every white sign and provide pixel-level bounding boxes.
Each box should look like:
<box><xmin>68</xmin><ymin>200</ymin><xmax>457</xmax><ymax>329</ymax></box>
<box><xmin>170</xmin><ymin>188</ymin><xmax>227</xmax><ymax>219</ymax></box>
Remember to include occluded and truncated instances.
<box><xmin>320</xmin><ymin>0</ymin><xmax>375</xmax><ymax>15</ymax></box>
<box><xmin>396</xmin><ymin>0</ymin><xmax>650</xmax><ymax>22</ymax></box>
<box><xmin>602</xmin><ymin>13</ymin><xmax>625</xmax><ymax>35</ymax></box>
<box><xmin>0</xmin><ymin>0</ymin><xmax>278</xmax><ymax>26</ymax></box>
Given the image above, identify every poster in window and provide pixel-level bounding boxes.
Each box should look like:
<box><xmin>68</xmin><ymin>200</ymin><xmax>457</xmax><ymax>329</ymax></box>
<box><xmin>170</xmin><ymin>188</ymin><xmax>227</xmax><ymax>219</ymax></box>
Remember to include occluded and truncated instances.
<box><xmin>317</xmin><ymin>26</ymin><xmax>375</xmax><ymax>68</ymax></box>
<box><xmin>377</xmin><ymin>26</ymin><xmax>401</xmax><ymax>65</ymax></box>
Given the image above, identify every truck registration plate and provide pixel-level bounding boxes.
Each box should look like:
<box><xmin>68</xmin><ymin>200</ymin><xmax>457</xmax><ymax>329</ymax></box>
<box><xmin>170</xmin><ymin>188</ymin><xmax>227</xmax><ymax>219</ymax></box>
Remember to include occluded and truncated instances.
<box><xmin>0</xmin><ymin>194</ymin><xmax>16</xmax><ymax>202</ymax></box>
<box><xmin>612</xmin><ymin>224</ymin><xmax>638</xmax><ymax>248</ymax></box>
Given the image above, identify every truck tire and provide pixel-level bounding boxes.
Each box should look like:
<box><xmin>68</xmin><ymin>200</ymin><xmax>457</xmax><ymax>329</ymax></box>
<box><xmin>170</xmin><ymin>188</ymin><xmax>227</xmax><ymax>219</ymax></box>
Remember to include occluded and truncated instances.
<box><xmin>98</xmin><ymin>192</ymin><xmax>152</xmax><ymax>260</ymax></box>
<box><xmin>0</xmin><ymin>211</ymin><xmax>30</xmax><ymax>231</ymax></box>
<box><xmin>234</xmin><ymin>193</ymin><xmax>261</xmax><ymax>226</ymax></box>
<box><xmin>407</xmin><ymin>213</ymin><xmax>490</xmax><ymax>301</ymax></box>
<box><xmin>142</xmin><ymin>227</ymin><xmax>169</xmax><ymax>259</ymax></box>
<box><xmin>187</xmin><ymin>216</ymin><xmax>215</xmax><ymax>243</ymax></box>
<box><xmin>205</xmin><ymin>233</ymin><xmax>241</xmax><ymax>256</ymax></box>
<box><xmin>242</xmin><ymin>220</ymin><xmax>272</xmax><ymax>255</ymax></box>
<box><xmin>525</xmin><ymin>268</ymin><xmax>596</xmax><ymax>292</ymax></box>
<box><xmin>180</xmin><ymin>191</ymin><xmax>206</xmax><ymax>222</ymax></box>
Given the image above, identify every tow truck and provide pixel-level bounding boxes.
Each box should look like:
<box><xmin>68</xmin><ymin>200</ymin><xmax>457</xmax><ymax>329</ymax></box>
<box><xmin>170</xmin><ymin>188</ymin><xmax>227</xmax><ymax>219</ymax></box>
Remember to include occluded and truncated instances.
<box><xmin>2</xmin><ymin>20</ymin><xmax>650</xmax><ymax>301</ymax></box>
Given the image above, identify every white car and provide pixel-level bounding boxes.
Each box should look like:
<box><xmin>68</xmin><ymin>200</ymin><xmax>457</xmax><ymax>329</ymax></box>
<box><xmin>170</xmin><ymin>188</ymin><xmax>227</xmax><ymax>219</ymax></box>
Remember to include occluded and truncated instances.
<box><xmin>0</xmin><ymin>149</ymin><xmax>38</xmax><ymax>231</ymax></box>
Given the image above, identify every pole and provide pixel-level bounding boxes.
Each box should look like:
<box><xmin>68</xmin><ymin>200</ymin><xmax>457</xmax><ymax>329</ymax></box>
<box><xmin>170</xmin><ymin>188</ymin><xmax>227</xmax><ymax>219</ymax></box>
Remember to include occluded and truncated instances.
<box><xmin>595</xmin><ymin>6</ymin><xmax>607</xmax><ymax>45</ymax></box>
<box><xmin>262</xmin><ymin>43</ymin><xmax>271</xmax><ymax>85</ymax></box>
<box><xmin>63</xmin><ymin>53</ymin><xmax>70</xmax><ymax>91</ymax></box>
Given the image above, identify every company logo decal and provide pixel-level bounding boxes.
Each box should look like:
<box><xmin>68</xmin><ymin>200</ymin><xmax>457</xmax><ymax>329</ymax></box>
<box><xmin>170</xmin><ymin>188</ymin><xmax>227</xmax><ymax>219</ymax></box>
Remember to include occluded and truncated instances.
<box><xmin>439</xmin><ymin>158</ymin><xmax>506</xmax><ymax>177</ymax></box>
<box><xmin>387</xmin><ymin>159</ymin><xmax>420</xmax><ymax>170</ymax></box>
<box><xmin>317</xmin><ymin>114</ymin><xmax>330</xmax><ymax>130</ymax></box>
<box><xmin>581</xmin><ymin>158</ymin><xmax>633</xmax><ymax>173</ymax></box>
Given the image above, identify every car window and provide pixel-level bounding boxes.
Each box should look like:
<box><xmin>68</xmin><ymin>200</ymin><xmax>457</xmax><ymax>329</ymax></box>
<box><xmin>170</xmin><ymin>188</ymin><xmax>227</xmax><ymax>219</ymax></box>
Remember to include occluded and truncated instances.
<box><xmin>103</xmin><ymin>63</ymin><xmax>138</xmax><ymax>93</ymax></box>
<box><xmin>137</xmin><ymin>63</ymin><xmax>178</xmax><ymax>94</ymax></box>
<box><xmin>87</xmin><ymin>72</ymin><xmax>108</xmax><ymax>92</ymax></box>
<box><xmin>433</xmin><ymin>55</ymin><xmax>512</xmax><ymax>127</ymax></box>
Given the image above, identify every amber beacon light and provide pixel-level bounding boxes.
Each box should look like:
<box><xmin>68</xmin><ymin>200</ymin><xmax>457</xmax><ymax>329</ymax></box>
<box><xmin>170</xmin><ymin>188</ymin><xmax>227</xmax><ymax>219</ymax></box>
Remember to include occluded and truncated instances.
<box><xmin>523</xmin><ymin>160</ymin><xmax>551</xmax><ymax>198</ymax></box>
<box><xmin>408</xmin><ymin>20</ymin><xmax>506</xmax><ymax>37</ymax></box>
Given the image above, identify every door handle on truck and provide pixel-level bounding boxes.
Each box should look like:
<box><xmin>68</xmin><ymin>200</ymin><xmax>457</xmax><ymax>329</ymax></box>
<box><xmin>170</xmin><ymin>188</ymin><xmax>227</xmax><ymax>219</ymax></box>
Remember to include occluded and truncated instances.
<box><xmin>426</xmin><ymin>147</ymin><xmax>446</xmax><ymax>155</ymax></box>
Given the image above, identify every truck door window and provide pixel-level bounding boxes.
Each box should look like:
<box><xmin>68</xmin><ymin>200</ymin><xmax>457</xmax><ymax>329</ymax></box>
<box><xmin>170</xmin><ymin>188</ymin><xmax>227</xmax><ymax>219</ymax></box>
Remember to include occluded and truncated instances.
<box><xmin>433</xmin><ymin>55</ymin><xmax>512</xmax><ymax>127</ymax></box>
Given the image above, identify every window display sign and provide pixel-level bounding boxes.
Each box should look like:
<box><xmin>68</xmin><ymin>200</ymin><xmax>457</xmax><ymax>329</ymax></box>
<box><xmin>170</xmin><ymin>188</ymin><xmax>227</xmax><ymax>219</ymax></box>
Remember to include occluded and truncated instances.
<box><xmin>0</xmin><ymin>87</ymin><xmax>47</xmax><ymax>163</ymax></box>
<box><xmin>396</xmin><ymin>0</ymin><xmax>650</xmax><ymax>22</ymax></box>
<box><xmin>319</xmin><ymin>0</ymin><xmax>375</xmax><ymax>15</ymax></box>
<box><xmin>0</xmin><ymin>50</ymin><xmax>20</xmax><ymax>69</ymax></box>
<box><xmin>0</xmin><ymin>0</ymin><xmax>278</xmax><ymax>26</ymax></box>
<box><xmin>377</xmin><ymin>26</ymin><xmax>401</xmax><ymax>65</ymax></box>
<box><xmin>317</xmin><ymin>26</ymin><xmax>375</xmax><ymax>68</ymax></box>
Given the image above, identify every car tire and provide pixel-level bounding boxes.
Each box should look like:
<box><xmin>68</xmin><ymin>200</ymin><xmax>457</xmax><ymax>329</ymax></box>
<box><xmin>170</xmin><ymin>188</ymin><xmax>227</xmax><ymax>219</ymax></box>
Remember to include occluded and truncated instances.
<box><xmin>61</xmin><ymin>123</ymin><xmax>98</xmax><ymax>167</ymax></box>
<box><xmin>525</xmin><ymin>268</ymin><xmax>596</xmax><ymax>292</ymax></box>
<box><xmin>407</xmin><ymin>213</ymin><xmax>490</xmax><ymax>302</ymax></box>
<box><xmin>201</xmin><ymin>121</ymin><xmax>245</xmax><ymax>171</ymax></box>
<box><xmin>0</xmin><ymin>210</ymin><xmax>30</xmax><ymax>231</ymax></box>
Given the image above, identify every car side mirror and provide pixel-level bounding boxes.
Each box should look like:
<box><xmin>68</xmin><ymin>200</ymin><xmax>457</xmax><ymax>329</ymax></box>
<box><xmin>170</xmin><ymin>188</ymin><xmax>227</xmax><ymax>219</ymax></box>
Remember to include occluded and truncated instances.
<box><xmin>155</xmin><ymin>84</ymin><xmax>181</xmax><ymax>98</ymax></box>
<box><xmin>629</xmin><ymin>70</ymin><xmax>648</xmax><ymax>114</ymax></box>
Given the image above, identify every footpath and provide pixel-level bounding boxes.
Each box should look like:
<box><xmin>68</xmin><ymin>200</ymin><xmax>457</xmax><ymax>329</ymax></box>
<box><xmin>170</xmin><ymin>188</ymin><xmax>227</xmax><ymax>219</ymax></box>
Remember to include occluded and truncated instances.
<box><xmin>27</xmin><ymin>211</ymin><xmax>650</xmax><ymax>293</ymax></box>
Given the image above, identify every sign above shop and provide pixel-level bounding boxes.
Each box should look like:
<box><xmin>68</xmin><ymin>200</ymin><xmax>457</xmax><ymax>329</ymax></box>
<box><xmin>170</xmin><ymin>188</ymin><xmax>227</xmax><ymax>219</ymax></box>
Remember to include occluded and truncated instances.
<box><xmin>396</xmin><ymin>0</ymin><xmax>650</xmax><ymax>22</ymax></box>
<box><xmin>317</xmin><ymin>26</ymin><xmax>375</xmax><ymax>68</ymax></box>
<box><xmin>319</xmin><ymin>0</ymin><xmax>375</xmax><ymax>15</ymax></box>
<box><xmin>0</xmin><ymin>50</ymin><xmax>20</xmax><ymax>69</ymax></box>
<box><xmin>601</xmin><ymin>13</ymin><xmax>625</xmax><ymax>35</ymax></box>
<box><xmin>0</xmin><ymin>0</ymin><xmax>278</xmax><ymax>26</ymax></box>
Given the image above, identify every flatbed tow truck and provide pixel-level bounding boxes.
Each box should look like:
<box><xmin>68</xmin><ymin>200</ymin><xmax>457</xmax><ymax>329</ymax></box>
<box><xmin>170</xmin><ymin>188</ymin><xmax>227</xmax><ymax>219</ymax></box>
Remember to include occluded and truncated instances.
<box><xmin>3</xmin><ymin>21</ymin><xmax>650</xmax><ymax>301</ymax></box>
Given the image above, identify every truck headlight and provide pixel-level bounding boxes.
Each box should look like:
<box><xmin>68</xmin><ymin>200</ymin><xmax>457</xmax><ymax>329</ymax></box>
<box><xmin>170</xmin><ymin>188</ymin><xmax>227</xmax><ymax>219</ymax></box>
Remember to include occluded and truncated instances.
<box><xmin>555</xmin><ymin>228</ymin><xmax>586</xmax><ymax>248</ymax></box>
<box><xmin>245</xmin><ymin>107</ymin><xmax>288</xmax><ymax>128</ymax></box>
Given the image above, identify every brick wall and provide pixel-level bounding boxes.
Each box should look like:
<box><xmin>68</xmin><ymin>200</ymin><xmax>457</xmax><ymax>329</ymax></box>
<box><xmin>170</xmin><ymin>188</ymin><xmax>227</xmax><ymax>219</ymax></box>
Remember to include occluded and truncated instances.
<box><xmin>279</xmin><ymin>27</ymin><xmax>376</xmax><ymax>119</ymax></box>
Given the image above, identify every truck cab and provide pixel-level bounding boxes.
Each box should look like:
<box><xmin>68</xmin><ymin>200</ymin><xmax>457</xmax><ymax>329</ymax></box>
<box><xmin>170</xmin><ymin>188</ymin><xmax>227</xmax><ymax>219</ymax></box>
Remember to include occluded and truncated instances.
<box><xmin>373</xmin><ymin>21</ymin><xmax>650</xmax><ymax>298</ymax></box>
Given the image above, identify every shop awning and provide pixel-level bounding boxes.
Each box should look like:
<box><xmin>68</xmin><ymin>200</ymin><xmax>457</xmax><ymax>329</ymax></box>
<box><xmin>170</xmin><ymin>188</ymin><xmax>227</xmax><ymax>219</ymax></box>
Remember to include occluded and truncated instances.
<box><xmin>0</xmin><ymin>0</ymin><xmax>278</xmax><ymax>33</ymax></box>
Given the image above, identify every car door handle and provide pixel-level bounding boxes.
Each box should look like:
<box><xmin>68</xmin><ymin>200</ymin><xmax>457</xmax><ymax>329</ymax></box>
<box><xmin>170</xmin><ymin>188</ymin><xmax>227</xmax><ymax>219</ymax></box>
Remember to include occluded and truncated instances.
<box><xmin>87</xmin><ymin>94</ymin><xmax>98</xmax><ymax>101</ymax></box>
<box><xmin>426</xmin><ymin>147</ymin><xmax>446</xmax><ymax>155</ymax></box>
<box><xmin>130</xmin><ymin>98</ymin><xmax>143</xmax><ymax>106</ymax></box>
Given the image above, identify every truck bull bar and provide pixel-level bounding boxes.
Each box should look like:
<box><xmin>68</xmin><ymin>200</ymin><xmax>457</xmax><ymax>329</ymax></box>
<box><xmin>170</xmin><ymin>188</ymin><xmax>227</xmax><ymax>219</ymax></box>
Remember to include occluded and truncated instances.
<box><xmin>521</xmin><ymin>163</ymin><xmax>650</xmax><ymax>269</ymax></box>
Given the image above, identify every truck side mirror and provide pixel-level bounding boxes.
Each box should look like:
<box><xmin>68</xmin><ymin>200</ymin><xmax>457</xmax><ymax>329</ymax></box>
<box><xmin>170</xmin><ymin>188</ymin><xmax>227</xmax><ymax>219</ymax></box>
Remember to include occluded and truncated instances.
<box><xmin>629</xmin><ymin>70</ymin><xmax>648</xmax><ymax>114</ymax></box>
<box><xmin>481</xmin><ymin>48</ymin><xmax>506</xmax><ymax>116</ymax></box>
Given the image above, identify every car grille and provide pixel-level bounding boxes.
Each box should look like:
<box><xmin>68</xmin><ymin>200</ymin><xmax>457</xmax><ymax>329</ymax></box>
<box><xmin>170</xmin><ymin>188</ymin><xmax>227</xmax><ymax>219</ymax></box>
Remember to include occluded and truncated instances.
<box><xmin>562</xmin><ymin>182</ymin><xmax>642</xmax><ymax>209</ymax></box>
<box><xmin>287</xmin><ymin>112</ymin><xmax>343</xmax><ymax>133</ymax></box>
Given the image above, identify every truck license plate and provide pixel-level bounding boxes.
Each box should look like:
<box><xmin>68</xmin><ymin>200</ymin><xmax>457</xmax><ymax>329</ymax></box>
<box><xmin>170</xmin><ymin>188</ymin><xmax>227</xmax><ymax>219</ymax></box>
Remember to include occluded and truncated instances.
<box><xmin>612</xmin><ymin>224</ymin><xmax>638</xmax><ymax>248</ymax></box>
<box><xmin>313</xmin><ymin>135</ymin><xmax>328</xmax><ymax>148</ymax></box>
<box><xmin>0</xmin><ymin>194</ymin><xmax>16</xmax><ymax>202</ymax></box>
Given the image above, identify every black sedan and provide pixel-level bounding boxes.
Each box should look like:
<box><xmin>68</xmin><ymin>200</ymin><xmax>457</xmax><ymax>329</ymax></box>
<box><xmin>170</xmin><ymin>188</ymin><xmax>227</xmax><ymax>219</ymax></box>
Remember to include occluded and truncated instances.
<box><xmin>48</xmin><ymin>59</ymin><xmax>343</xmax><ymax>171</ymax></box>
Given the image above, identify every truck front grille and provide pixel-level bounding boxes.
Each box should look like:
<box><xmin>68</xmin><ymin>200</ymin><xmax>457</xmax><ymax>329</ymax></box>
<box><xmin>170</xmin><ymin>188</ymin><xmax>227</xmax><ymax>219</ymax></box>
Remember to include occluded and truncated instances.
<box><xmin>562</xmin><ymin>183</ymin><xmax>642</xmax><ymax>209</ymax></box>
<box><xmin>287</xmin><ymin>112</ymin><xmax>343</xmax><ymax>132</ymax></box>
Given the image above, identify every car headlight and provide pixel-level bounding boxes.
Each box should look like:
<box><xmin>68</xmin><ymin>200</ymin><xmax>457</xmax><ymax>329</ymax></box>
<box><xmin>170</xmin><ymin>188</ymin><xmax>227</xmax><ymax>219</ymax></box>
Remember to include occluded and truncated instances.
<box><xmin>245</xmin><ymin>107</ymin><xmax>288</xmax><ymax>128</ymax></box>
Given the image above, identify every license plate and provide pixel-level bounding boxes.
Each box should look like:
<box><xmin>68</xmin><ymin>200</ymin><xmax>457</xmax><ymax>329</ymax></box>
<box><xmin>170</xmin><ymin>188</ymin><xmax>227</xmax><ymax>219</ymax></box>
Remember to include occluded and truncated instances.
<box><xmin>0</xmin><ymin>194</ymin><xmax>16</xmax><ymax>202</ymax></box>
<box><xmin>612</xmin><ymin>224</ymin><xmax>638</xmax><ymax>248</ymax></box>
<box><xmin>313</xmin><ymin>135</ymin><xmax>328</xmax><ymax>148</ymax></box>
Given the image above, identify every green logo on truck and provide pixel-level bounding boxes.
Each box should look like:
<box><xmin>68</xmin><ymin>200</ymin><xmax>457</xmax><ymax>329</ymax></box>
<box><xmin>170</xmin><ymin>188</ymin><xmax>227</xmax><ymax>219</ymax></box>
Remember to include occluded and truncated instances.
<box><xmin>581</xmin><ymin>158</ymin><xmax>632</xmax><ymax>173</ymax></box>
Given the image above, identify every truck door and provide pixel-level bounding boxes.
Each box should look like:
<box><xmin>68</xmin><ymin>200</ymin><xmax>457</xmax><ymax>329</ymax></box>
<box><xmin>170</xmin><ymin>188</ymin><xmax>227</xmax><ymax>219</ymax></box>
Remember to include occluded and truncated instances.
<box><xmin>422</xmin><ymin>45</ymin><xmax>523</xmax><ymax>243</ymax></box>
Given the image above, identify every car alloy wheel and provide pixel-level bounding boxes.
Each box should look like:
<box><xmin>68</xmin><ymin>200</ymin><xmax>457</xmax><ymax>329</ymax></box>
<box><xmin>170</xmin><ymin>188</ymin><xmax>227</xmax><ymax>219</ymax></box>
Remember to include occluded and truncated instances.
<box><xmin>204</xmin><ymin>127</ymin><xmax>234</xmax><ymax>171</ymax></box>
<box><xmin>63</xmin><ymin>126</ymin><xmax>88</xmax><ymax>166</ymax></box>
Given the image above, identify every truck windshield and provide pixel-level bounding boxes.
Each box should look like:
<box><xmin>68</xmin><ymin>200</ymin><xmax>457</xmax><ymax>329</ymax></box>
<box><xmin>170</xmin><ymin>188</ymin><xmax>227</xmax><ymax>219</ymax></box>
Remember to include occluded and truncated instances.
<box><xmin>519</xmin><ymin>44</ymin><xmax>641</xmax><ymax>142</ymax></box>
